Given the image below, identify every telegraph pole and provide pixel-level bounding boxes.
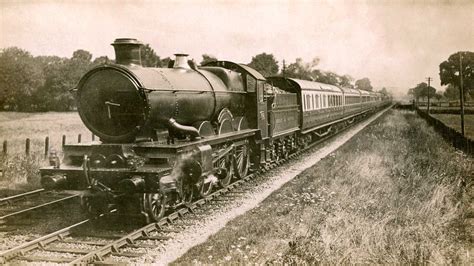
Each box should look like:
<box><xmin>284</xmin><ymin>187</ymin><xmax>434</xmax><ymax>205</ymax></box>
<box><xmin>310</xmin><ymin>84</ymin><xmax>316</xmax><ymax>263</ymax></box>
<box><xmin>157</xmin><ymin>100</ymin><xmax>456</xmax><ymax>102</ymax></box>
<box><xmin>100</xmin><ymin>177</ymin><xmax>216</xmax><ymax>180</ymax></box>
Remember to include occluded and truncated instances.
<box><xmin>426</xmin><ymin>77</ymin><xmax>432</xmax><ymax>114</ymax></box>
<box><xmin>459</xmin><ymin>53</ymin><xmax>465</xmax><ymax>136</ymax></box>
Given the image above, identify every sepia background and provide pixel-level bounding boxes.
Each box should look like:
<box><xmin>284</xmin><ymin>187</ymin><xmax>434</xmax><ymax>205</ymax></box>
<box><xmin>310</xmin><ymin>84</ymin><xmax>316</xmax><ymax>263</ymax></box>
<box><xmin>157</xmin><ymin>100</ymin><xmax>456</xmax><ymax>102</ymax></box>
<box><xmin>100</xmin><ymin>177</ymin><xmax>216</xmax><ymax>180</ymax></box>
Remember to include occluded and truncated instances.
<box><xmin>1</xmin><ymin>0</ymin><xmax>473</xmax><ymax>100</ymax></box>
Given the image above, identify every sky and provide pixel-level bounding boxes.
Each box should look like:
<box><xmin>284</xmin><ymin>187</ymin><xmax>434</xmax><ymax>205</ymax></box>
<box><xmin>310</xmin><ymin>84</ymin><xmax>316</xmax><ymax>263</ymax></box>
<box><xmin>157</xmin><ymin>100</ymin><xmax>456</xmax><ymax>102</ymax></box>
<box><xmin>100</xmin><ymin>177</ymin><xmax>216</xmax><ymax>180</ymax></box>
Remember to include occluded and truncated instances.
<box><xmin>1</xmin><ymin>0</ymin><xmax>473</xmax><ymax>98</ymax></box>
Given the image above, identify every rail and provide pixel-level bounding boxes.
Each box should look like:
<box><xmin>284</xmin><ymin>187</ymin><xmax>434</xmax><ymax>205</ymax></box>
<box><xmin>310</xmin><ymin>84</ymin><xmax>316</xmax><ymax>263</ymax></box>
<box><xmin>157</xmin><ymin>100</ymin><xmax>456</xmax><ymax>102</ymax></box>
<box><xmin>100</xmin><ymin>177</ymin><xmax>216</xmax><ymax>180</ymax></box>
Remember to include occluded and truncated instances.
<box><xmin>0</xmin><ymin>189</ymin><xmax>45</xmax><ymax>205</ymax></box>
<box><xmin>0</xmin><ymin>194</ymin><xmax>79</xmax><ymax>220</ymax></box>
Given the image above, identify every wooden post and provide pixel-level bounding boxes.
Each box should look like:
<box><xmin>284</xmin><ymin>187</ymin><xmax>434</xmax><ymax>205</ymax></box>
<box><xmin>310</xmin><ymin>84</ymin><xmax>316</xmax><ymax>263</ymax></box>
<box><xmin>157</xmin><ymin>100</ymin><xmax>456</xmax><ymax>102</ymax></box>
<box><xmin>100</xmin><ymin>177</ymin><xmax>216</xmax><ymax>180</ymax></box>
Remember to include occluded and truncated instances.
<box><xmin>62</xmin><ymin>135</ymin><xmax>66</xmax><ymax>146</ymax></box>
<box><xmin>78</xmin><ymin>134</ymin><xmax>82</xmax><ymax>143</ymax></box>
<box><xmin>459</xmin><ymin>53</ymin><xmax>465</xmax><ymax>136</ymax></box>
<box><xmin>2</xmin><ymin>140</ymin><xmax>6</xmax><ymax>155</ymax></box>
<box><xmin>92</xmin><ymin>133</ymin><xmax>95</xmax><ymax>141</ymax></box>
<box><xmin>25</xmin><ymin>138</ymin><xmax>30</xmax><ymax>155</ymax></box>
<box><xmin>44</xmin><ymin>136</ymin><xmax>49</xmax><ymax>158</ymax></box>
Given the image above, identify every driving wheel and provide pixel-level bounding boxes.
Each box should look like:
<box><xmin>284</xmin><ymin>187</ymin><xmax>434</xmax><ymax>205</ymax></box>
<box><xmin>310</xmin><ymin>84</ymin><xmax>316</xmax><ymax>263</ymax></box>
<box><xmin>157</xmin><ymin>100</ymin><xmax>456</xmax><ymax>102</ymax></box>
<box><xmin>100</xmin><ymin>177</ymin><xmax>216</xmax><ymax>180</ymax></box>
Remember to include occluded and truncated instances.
<box><xmin>143</xmin><ymin>193</ymin><xmax>166</xmax><ymax>222</ymax></box>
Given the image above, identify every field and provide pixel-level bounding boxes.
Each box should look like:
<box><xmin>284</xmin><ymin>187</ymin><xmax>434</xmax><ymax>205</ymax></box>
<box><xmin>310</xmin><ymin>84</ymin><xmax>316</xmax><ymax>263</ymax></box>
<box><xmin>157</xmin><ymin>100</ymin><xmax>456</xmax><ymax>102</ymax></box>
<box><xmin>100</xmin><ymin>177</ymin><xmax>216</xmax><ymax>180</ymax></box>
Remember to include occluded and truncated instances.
<box><xmin>0</xmin><ymin>112</ymin><xmax>90</xmax><ymax>154</ymax></box>
<box><xmin>0</xmin><ymin>112</ymin><xmax>90</xmax><ymax>188</ymax></box>
<box><xmin>431</xmin><ymin>114</ymin><xmax>474</xmax><ymax>140</ymax></box>
<box><xmin>174</xmin><ymin>110</ymin><xmax>473</xmax><ymax>264</ymax></box>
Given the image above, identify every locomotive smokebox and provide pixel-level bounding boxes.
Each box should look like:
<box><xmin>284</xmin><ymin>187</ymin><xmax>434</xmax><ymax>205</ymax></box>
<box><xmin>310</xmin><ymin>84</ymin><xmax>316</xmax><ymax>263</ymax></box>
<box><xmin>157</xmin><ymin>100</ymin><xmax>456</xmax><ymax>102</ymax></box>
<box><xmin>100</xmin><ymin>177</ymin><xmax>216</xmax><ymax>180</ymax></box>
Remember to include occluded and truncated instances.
<box><xmin>112</xmin><ymin>38</ymin><xmax>142</xmax><ymax>66</ymax></box>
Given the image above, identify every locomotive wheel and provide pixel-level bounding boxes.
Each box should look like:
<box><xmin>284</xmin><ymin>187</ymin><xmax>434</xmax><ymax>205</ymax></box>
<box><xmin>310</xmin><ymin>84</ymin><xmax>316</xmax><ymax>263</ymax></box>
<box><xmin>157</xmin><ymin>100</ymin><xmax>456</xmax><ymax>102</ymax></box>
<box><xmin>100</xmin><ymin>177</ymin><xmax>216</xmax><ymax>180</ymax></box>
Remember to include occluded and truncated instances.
<box><xmin>181</xmin><ymin>183</ymin><xmax>195</xmax><ymax>204</ymax></box>
<box><xmin>234</xmin><ymin>144</ymin><xmax>250</xmax><ymax>178</ymax></box>
<box><xmin>198</xmin><ymin>176</ymin><xmax>214</xmax><ymax>197</ymax></box>
<box><xmin>217</xmin><ymin>154</ymin><xmax>234</xmax><ymax>187</ymax></box>
<box><xmin>143</xmin><ymin>193</ymin><xmax>166</xmax><ymax>222</ymax></box>
<box><xmin>80</xmin><ymin>197</ymin><xmax>95</xmax><ymax>215</ymax></box>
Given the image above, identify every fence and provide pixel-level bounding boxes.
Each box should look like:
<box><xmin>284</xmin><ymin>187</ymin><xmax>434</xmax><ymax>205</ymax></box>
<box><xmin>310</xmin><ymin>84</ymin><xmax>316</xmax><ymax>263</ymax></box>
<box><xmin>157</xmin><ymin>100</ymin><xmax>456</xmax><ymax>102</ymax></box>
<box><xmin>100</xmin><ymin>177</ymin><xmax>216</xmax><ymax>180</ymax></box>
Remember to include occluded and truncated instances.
<box><xmin>415</xmin><ymin>107</ymin><xmax>473</xmax><ymax>156</ymax></box>
<box><xmin>417</xmin><ymin>101</ymin><xmax>474</xmax><ymax>107</ymax></box>
<box><xmin>1</xmin><ymin>133</ymin><xmax>96</xmax><ymax>157</ymax></box>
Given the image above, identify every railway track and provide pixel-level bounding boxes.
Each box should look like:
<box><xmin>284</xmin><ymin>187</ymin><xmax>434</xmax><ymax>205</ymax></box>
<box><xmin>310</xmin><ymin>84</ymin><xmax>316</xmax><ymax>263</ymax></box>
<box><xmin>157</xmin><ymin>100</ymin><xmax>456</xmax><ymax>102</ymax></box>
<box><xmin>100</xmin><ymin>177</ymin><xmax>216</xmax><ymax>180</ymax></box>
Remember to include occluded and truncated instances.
<box><xmin>0</xmin><ymin>174</ymin><xmax>264</xmax><ymax>264</ymax></box>
<box><xmin>0</xmin><ymin>107</ymin><xmax>392</xmax><ymax>264</ymax></box>
<box><xmin>0</xmin><ymin>189</ymin><xmax>80</xmax><ymax>221</ymax></box>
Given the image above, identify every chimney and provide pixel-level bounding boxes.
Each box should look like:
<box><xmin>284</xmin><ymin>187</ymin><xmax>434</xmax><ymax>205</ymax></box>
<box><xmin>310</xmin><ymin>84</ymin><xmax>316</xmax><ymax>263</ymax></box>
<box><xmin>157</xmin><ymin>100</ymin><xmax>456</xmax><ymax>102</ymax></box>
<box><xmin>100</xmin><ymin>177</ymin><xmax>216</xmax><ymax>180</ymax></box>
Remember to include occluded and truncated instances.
<box><xmin>173</xmin><ymin>54</ymin><xmax>190</xmax><ymax>69</ymax></box>
<box><xmin>111</xmin><ymin>38</ymin><xmax>142</xmax><ymax>66</ymax></box>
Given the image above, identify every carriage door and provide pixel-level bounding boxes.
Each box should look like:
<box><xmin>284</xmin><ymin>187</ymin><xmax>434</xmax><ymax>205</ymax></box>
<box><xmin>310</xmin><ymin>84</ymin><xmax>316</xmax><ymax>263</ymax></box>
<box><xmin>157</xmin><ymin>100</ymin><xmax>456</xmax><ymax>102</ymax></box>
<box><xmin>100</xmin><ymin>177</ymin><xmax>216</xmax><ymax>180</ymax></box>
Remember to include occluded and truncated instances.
<box><xmin>256</xmin><ymin>80</ymin><xmax>268</xmax><ymax>139</ymax></box>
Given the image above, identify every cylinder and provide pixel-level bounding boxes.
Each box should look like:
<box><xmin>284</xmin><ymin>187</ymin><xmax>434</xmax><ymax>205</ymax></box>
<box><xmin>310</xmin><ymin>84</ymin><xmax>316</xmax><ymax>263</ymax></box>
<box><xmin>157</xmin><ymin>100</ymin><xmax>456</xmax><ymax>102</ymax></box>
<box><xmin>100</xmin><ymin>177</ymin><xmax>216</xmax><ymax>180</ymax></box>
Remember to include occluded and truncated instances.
<box><xmin>118</xmin><ymin>176</ymin><xmax>145</xmax><ymax>193</ymax></box>
<box><xmin>41</xmin><ymin>175</ymin><xmax>67</xmax><ymax>190</ymax></box>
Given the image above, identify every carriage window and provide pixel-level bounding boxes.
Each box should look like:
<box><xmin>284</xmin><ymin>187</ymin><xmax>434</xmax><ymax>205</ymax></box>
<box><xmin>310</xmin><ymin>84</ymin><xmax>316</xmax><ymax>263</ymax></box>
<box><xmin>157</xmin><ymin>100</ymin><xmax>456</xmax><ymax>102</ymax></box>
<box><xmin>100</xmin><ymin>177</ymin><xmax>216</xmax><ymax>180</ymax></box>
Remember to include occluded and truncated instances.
<box><xmin>302</xmin><ymin>93</ymin><xmax>306</xmax><ymax>111</ymax></box>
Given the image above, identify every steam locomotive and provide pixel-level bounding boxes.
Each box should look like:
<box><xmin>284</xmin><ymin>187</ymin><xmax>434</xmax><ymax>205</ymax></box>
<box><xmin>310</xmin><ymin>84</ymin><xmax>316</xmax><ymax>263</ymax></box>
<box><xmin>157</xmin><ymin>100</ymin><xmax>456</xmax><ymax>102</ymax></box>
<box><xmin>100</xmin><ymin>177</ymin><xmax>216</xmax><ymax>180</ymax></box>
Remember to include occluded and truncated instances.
<box><xmin>40</xmin><ymin>38</ymin><xmax>390</xmax><ymax>222</ymax></box>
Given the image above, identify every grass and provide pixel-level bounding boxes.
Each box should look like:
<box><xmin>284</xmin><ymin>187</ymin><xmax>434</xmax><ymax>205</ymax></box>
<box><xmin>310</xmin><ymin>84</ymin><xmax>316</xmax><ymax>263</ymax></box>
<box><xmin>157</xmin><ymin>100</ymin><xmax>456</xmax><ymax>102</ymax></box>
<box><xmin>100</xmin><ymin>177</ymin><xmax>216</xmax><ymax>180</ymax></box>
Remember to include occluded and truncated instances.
<box><xmin>431</xmin><ymin>114</ymin><xmax>474</xmax><ymax>140</ymax></box>
<box><xmin>173</xmin><ymin>110</ymin><xmax>473</xmax><ymax>264</ymax></box>
<box><xmin>0</xmin><ymin>112</ymin><xmax>90</xmax><ymax>188</ymax></box>
<box><xmin>0</xmin><ymin>112</ymin><xmax>90</xmax><ymax>155</ymax></box>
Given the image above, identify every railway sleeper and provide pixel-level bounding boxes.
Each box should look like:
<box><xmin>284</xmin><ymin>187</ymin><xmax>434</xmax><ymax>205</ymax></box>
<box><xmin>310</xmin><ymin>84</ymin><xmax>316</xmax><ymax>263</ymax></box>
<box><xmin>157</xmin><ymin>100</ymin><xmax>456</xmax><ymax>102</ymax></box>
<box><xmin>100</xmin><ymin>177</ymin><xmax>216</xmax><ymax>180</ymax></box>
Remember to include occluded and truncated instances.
<box><xmin>43</xmin><ymin>246</ymin><xmax>92</xmax><ymax>254</ymax></box>
<box><xmin>16</xmin><ymin>255</ymin><xmax>74</xmax><ymax>263</ymax></box>
<box><xmin>60</xmin><ymin>239</ymin><xmax>108</xmax><ymax>246</ymax></box>
<box><xmin>110</xmin><ymin>251</ymin><xmax>145</xmax><ymax>258</ymax></box>
<box><xmin>138</xmin><ymin>235</ymin><xmax>170</xmax><ymax>241</ymax></box>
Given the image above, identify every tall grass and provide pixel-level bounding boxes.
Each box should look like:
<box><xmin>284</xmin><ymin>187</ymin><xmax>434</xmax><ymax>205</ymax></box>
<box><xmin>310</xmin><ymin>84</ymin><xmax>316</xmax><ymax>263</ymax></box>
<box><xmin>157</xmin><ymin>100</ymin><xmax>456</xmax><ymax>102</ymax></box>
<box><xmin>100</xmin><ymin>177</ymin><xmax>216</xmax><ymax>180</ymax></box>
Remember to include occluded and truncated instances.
<box><xmin>0</xmin><ymin>154</ymin><xmax>43</xmax><ymax>190</ymax></box>
<box><xmin>275</xmin><ymin>111</ymin><xmax>471</xmax><ymax>264</ymax></box>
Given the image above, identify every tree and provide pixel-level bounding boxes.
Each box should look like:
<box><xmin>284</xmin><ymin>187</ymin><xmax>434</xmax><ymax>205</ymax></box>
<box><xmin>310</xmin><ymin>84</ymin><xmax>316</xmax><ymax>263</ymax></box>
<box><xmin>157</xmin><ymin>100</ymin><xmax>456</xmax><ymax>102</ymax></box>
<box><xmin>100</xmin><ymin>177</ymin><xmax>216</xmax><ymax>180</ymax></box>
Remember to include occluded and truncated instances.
<box><xmin>439</xmin><ymin>51</ymin><xmax>473</xmax><ymax>101</ymax></box>
<box><xmin>160</xmin><ymin>57</ymin><xmax>172</xmax><ymax>68</ymax></box>
<box><xmin>35</xmin><ymin>49</ymin><xmax>95</xmax><ymax>111</ymax></box>
<box><xmin>93</xmin><ymin>56</ymin><xmax>111</xmax><ymax>65</ymax></box>
<box><xmin>434</xmin><ymin>92</ymin><xmax>443</xmax><ymax>103</ymax></box>
<box><xmin>248</xmin><ymin>53</ymin><xmax>279</xmax><ymax>77</ymax></box>
<box><xmin>355</xmin><ymin>78</ymin><xmax>373</xmax><ymax>91</ymax></box>
<box><xmin>283</xmin><ymin>58</ymin><xmax>354</xmax><ymax>87</ymax></box>
<box><xmin>420</xmin><ymin>84</ymin><xmax>436</xmax><ymax>101</ymax></box>
<box><xmin>339</xmin><ymin>75</ymin><xmax>354</xmax><ymax>88</ymax></box>
<box><xmin>408</xmin><ymin>83</ymin><xmax>425</xmax><ymax>104</ymax></box>
<box><xmin>408</xmin><ymin>82</ymin><xmax>436</xmax><ymax>103</ymax></box>
<box><xmin>140</xmin><ymin>44</ymin><xmax>161</xmax><ymax>67</ymax></box>
<box><xmin>0</xmin><ymin>47</ymin><xmax>44</xmax><ymax>110</ymax></box>
<box><xmin>317</xmin><ymin>71</ymin><xmax>340</xmax><ymax>85</ymax></box>
<box><xmin>285</xmin><ymin>57</ymin><xmax>320</xmax><ymax>80</ymax></box>
<box><xmin>378</xmin><ymin>87</ymin><xmax>391</xmax><ymax>97</ymax></box>
<box><xmin>72</xmin><ymin>50</ymin><xmax>92</xmax><ymax>62</ymax></box>
<box><xmin>200</xmin><ymin>54</ymin><xmax>217</xmax><ymax>65</ymax></box>
<box><xmin>443</xmin><ymin>84</ymin><xmax>459</xmax><ymax>101</ymax></box>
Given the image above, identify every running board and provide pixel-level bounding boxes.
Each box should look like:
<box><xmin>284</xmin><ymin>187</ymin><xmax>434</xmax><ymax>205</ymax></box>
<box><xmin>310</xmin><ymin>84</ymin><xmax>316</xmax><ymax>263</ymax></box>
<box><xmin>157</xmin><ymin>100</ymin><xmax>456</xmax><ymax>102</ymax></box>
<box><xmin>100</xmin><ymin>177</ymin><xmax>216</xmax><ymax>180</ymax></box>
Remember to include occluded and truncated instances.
<box><xmin>301</xmin><ymin>110</ymin><xmax>370</xmax><ymax>135</ymax></box>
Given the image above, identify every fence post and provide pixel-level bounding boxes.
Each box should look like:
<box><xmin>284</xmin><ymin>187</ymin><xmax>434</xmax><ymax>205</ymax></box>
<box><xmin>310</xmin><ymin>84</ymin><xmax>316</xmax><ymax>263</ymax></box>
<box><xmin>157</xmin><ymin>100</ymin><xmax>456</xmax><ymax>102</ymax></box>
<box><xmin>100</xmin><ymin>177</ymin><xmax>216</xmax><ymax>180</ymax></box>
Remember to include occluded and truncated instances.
<box><xmin>2</xmin><ymin>140</ymin><xmax>6</xmax><ymax>155</ymax></box>
<box><xmin>44</xmin><ymin>137</ymin><xmax>49</xmax><ymax>158</ymax></box>
<box><xmin>91</xmin><ymin>133</ymin><xmax>95</xmax><ymax>141</ymax></box>
<box><xmin>25</xmin><ymin>138</ymin><xmax>30</xmax><ymax>155</ymax></box>
<box><xmin>78</xmin><ymin>134</ymin><xmax>82</xmax><ymax>143</ymax></box>
<box><xmin>62</xmin><ymin>135</ymin><xmax>66</xmax><ymax>146</ymax></box>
